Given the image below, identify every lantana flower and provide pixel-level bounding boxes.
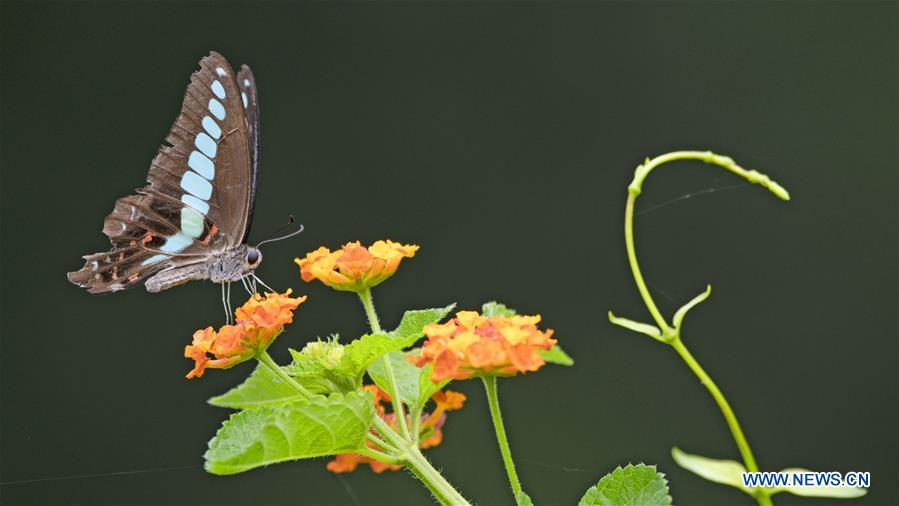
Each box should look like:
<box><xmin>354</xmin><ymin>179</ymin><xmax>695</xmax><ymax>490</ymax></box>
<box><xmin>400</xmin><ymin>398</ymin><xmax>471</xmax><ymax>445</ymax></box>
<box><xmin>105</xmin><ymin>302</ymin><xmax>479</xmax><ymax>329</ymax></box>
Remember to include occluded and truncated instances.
<box><xmin>409</xmin><ymin>310</ymin><xmax>557</xmax><ymax>382</ymax></box>
<box><xmin>295</xmin><ymin>240</ymin><xmax>419</xmax><ymax>292</ymax></box>
<box><xmin>326</xmin><ymin>386</ymin><xmax>466</xmax><ymax>474</ymax></box>
<box><xmin>185</xmin><ymin>290</ymin><xmax>306</xmax><ymax>378</ymax></box>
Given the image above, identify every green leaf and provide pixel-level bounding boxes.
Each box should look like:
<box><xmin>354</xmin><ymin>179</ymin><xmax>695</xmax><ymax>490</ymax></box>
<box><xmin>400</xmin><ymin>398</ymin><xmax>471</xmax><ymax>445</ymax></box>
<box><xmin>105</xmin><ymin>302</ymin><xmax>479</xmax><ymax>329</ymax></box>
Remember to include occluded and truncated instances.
<box><xmin>204</xmin><ymin>391</ymin><xmax>375</xmax><ymax>475</ymax></box>
<box><xmin>579</xmin><ymin>464</ymin><xmax>672</xmax><ymax>506</ymax></box>
<box><xmin>672</xmin><ymin>285</ymin><xmax>711</xmax><ymax>332</ymax></box>
<box><xmin>515</xmin><ymin>490</ymin><xmax>534</xmax><ymax>506</ymax></box>
<box><xmin>540</xmin><ymin>344</ymin><xmax>574</xmax><ymax>366</ymax></box>
<box><xmin>393</xmin><ymin>305</ymin><xmax>455</xmax><ymax>339</ymax></box>
<box><xmin>367</xmin><ymin>351</ymin><xmax>422</xmax><ymax>407</ymax></box>
<box><xmin>337</xmin><ymin>332</ymin><xmax>420</xmax><ymax>378</ymax></box>
<box><xmin>773</xmin><ymin>468</ymin><xmax>867</xmax><ymax>498</ymax></box>
<box><xmin>608</xmin><ymin>311</ymin><xmax>664</xmax><ymax>341</ymax></box>
<box><xmin>417</xmin><ymin>363</ymin><xmax>450</xmax><ymax>408</ymax></box>
<box><xmin>482</xmin><ymin>301</ymin><xmax>517</xmax><ymax>317</ymax></box>
<box><xmin>672</xmin><ymin>448</ymin><xmax>868</xmax><ymax>499</ymax></box>
<box><xmin>209</xmin><ymin>363</ymin><xmax>304</xmax><ymax>409</ymax></box>
<box><xmin>337</xmin><ymin>305</ymin><xmax>455</xmax><ymax>379</ymax></box>
<box><xmin>671</xmin><ymin>447</ymin><xmax>748</xmax><ymax>492</ymax></box>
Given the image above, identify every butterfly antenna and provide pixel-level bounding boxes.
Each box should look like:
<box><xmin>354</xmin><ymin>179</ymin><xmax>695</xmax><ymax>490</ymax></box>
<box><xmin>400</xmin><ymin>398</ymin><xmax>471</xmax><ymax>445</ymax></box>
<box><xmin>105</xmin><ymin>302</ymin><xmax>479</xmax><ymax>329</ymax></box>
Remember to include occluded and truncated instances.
<box><xmin>256</xmin><ymin>215</ymin><xmax>305</xmax><ymax>248</ymax></box>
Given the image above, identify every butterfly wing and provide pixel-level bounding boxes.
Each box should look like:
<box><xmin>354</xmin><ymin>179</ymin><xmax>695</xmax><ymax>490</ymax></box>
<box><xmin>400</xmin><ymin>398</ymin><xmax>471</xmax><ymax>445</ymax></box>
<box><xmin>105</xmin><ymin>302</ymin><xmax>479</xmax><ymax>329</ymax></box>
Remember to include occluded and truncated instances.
<box><xmin>237</xmin><ymin>64</ymin><xmax>260</xmax><ymax>244</ymax></box>
<box><xmin>68</xmin><ymin>52</ymin><xmax>258</xmax><ymax>293</ymax></box>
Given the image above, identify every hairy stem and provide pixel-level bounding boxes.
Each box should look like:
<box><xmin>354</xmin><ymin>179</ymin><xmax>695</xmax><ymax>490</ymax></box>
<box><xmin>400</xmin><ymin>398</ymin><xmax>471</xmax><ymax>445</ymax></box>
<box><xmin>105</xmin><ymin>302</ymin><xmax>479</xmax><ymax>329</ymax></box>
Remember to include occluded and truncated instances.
<box><xmin>483</xmin><ymin>375</ymin><xmax>523</xmax><ymax>498</ymax></box>
<box><xmin>358</xmin><ymin>287</ymin><xmax>412</xmax><ymax>439</ymax></box>
<box><xmin>371</xmin><ymin>416</ymin><xmax>471</xmax><ymax>505</ymax></box>
<box><xmin>256</xmin><ymin>351</ymin><xmax>312</xmax><ymax>399</ymax></box>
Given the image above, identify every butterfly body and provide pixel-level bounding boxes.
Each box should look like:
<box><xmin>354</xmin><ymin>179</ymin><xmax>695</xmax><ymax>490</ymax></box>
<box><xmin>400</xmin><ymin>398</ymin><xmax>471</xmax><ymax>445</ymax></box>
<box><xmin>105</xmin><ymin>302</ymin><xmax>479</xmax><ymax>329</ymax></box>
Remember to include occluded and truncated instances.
<box><xmin>68</xmin><ymin>52</ymin><xmax>262</xmax><ymax>295</ymax></box>
<box><xmin>143</xmin><ymin>245</ymin><xmax>262</xmax><ymax>293</ymax></box>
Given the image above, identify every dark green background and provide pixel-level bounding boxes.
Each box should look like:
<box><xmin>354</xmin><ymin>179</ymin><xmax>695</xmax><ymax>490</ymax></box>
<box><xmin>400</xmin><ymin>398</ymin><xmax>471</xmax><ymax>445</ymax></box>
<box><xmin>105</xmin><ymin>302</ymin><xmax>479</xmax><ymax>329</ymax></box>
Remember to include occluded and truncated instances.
<box><xmin>1</xmin><ymin>2</ymin><xmax>896</xmax><ymax>505</ymax></box>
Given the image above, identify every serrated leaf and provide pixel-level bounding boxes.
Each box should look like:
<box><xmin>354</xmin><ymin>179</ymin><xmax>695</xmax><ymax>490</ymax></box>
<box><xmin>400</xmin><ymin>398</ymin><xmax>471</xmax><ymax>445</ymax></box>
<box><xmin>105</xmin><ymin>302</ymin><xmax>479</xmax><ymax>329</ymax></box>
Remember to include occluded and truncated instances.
<box><xmin>393</xmin><ymin>305</ymin><xmax>455</xmax><ymax>339</ymax></box>
<box><xmin>540</xmin><ymin>344</ymin><xmax>574</xmax><ymax>366</ymax></box>
<box><xmin>773</xmin><ymin>468</ymin><xmax>867</xmax><ymax>498</ymax></box>
<box><xmin>482</xmin><ymin>301</ymin><xmax>517</xmax><ymax>317</ymax></box>
<box><xmin>579</xmin><ymin>464</ymin><xmax>672</xmax><ymax>506</ymax></box>
<box><xmin>367</xmin><ymin>351</ymin><xmax>422</xmax><ymax>407</ymax></box>
<box><xmin>671</xmin><ymin>447</ymin><xmax>748</xmax><ymax>491</ymax></box>
<box><xmin>204</xmin><ymin>391</ymin><xmax>375</xmax><ymax>475</ymax></box>
<box><xmin>336</xmin><ymin>305</ymin><xmax>454</xmax><ymax>380</ymax></box>
<box><xmin>209</xmin><ymin>363</ymin><xmax>304</xmax><ymax>409</ymax></box>
<box><xmin>337</xmin><ymin>332</ymin><xmax>421</xmax><ymax>378</ymax></box>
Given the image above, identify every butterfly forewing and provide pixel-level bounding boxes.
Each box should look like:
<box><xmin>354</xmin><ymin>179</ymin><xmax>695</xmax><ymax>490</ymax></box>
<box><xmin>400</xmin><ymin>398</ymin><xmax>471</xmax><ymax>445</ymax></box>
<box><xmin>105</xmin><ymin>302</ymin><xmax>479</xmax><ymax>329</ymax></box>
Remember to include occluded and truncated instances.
<box><xmin>237</xmin><ymin>64</ymin><xmax>260</xmax><ymax>243</ymax></box>
<box><xmin>68</xmin><ymin>52</ymin><xmax>257</xmax><ymax>293</ymax></box>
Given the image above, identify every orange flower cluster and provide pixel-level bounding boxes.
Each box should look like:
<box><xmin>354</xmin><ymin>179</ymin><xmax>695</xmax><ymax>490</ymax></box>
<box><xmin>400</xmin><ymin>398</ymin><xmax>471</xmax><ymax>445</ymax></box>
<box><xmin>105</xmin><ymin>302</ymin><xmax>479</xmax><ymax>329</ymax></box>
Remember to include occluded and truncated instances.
<box><xmin>185</xmin><ymin>291</ymin><xmax>306</xmax><ymax>379</ymax></box>
<box><xmin>295</xmin><ymin>240</ymin><xmax>419</xmax><ymax>292</ymax></box>
<box><xmin>410</xmin><ymin>311</ymin><xmax>557</xmax><ymax>381</ymax></box>
<box><xmin>326</xmin><ymin>386</ymin><xmax>466</xmax><ymax>474</ymax></box>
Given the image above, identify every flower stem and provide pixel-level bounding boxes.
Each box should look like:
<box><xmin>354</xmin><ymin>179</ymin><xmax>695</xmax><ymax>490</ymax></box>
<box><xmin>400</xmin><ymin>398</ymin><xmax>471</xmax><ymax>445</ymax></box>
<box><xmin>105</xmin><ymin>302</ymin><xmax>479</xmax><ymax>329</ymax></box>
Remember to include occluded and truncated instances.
<box><xmin>256</xmin><ymin>351</ymin><xmax>312</xmax><ymax>399</ymax></box>
<box><xmin>366</xmin><ymin>432</ymin><xmax>399</xmax><ymax>454</ymax></box>
<box><xmin>371</xmin><ymin>417</ymin><xmax>471</xmax><ymax>505</ymax></box>
<box><xmin>357</xmin><ymin>446</ymin><xmax>400</xmax><ymax>465</ymax></box>
<box><xmin>482</xmin><ymin>375</ymin><xmax>523</xmax><ymax>498</ymax></box>
<box><xmin>358</xmin><ymin>288</ymin><xmax>413</xmax><ymax>440</ymax></box>
<box><xmin>621</xmin><ymin>151</ymin><xmax>786</xmax><ymax>506</ymax></box>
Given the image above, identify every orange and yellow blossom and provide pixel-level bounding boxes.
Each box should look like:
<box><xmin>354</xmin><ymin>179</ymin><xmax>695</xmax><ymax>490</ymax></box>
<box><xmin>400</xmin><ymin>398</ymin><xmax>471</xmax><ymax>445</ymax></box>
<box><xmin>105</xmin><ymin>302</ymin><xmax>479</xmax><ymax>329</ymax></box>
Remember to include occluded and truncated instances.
<box><xmin>326</xmin><ymin>386</ymin><xmax>466</xmax><ymax>474</ymax></box>
<box><xmin>184</xmin><ymin>291</ymin><xmax>306</xmax><ymax>379</ymax></box>
<box><xmin>409</xmin><ymin>311</ymin><xmax>557</xmax><ymax>382</ymax></box>
<box><xmin>295</xmin><ymin>240</ymin><xmax>419</xmax><ymax>292</ymax></box>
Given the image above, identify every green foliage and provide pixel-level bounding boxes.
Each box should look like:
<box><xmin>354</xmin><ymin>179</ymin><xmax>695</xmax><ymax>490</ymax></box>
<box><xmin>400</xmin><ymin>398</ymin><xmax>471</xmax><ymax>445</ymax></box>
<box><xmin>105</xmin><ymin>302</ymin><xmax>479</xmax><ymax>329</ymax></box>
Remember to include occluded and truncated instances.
<box><xmin>204</xmin><ymin>391</ymin><xmax>375</xmax><ymax>475</ymax></box>
<box><xmin>337</xmin><ymin>332</ymin><xmax>420</xmax><ymax>378</ymax></box>
<box><xmin>337</xmin><ymin>305</ymin><xmax>455</xmax><ymax>380</ymax></box>
<box><xmin>672</xmin><ymin>447</ymin><xmax>867</xmax><ymax>499</ymax></box>
<box><xmin>539</xmin><ymin>345</ymin><xmax>574</xmax><ymax>366</ymax></box>
<box><xmin>393</xmin><ymin>305</ymin><xmax>455</xmax><ymax>339</ymax></box>
<box><xmin>208</xmin><ymin>363</ymin><xmax>305</xmax><ymax>409</ymax></box>
<box><xmin>578</xmin><ymin>464</ymin><xmax>672</xmax><ymax>506</ymax></box>
<box><xmin>367</xmin><ymin>351</ymin><xmax>451</xmax><ymax>412</ymax></box>
<box><xmin>367</xmin><ymin>351</ymin><xmax>422</xmax><ymax>407</ymax></box>
<box><xmin>482</xmin><ymin>301</ymin><xmax>516</xmax><ymax>317</ymax></box>
<box><xmin>671</xmin><ymin>447</ymin><xmax>748</xmax><ymax>492</ymax></box>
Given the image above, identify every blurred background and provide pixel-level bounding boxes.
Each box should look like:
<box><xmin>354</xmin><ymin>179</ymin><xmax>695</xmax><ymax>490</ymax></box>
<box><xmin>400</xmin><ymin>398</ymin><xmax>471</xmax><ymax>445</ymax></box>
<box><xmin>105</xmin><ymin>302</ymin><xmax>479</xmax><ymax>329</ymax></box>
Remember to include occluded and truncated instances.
<box><xmin>1</xmin><ymin>2</ymin><xmax>896</xmax><ymax>505</ymax></box>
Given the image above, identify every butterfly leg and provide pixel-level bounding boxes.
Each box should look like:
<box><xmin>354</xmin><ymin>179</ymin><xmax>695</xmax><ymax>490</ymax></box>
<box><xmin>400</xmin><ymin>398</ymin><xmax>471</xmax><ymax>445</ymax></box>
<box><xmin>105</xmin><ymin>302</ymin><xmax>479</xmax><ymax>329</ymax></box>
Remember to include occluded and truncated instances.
<box><xmin>226</xmin><ymin>281</ymin><xmax>232</xmax><ymax>319</ymax></box>
<box><xmin>252</xmin><ymin>274</ymin><xmax>276</xmax><ymax>293</ymax></box>
<box><xmin>239</xmin><ymin>275</ymin><xmax>254</xmax><ymax>295</ymax></box>
<box><xmin>221</xmin><ymin>282</ymin><xmax>232</xmax><ymax>324</ymax></box>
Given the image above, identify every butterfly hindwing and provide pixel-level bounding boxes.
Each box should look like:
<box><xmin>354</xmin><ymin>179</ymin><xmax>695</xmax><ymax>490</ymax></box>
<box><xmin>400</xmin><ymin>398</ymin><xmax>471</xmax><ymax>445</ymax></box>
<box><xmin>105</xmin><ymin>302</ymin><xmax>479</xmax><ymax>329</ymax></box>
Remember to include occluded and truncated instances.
<box><xmin>68</xmin><ymin>52</ymin><xmax>257</xmax><ymax>294</ymax></box>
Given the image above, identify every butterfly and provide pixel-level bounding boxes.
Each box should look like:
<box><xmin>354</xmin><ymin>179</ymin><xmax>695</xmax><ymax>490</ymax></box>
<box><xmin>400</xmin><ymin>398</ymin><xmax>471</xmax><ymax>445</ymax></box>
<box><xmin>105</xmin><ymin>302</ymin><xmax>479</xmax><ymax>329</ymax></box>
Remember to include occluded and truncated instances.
<box><xmin>67</xmin><ymin>52</ymin><xmax>290</xmax><ymax>317</ymax></box>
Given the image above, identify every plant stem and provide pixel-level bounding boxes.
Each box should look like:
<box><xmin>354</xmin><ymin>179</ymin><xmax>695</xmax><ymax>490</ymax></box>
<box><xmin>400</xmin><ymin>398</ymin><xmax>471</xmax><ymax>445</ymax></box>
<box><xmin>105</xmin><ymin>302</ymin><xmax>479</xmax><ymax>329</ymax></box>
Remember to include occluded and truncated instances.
<box><xmin>670</xmin><ymin>337</ymin><xmax>772</xmax><ymax>506</ymax></box>
<box><xmin>621</xmin><ymin>151</ymin><xmax>787</xmax><ymax>506</ymax></box>
<box><xmin>256</xmin><ymin>351</ymin><xmax>312</xmax><ymax>399</ymax></box>
<box><xmin>357</xmin><ymin>446</ymin><xmax>400</xmax><ymax>465</ymax></box>
<box><xmin>366</xmin><ymin>432</ymin><xmax>399</xmax><ymax>454</ymax></box>
<box><xmin>371</xmin><ymin>417</ymin><xmax>471</xmax><ymax>505</ymax></box>
<box><xmin>358</xmin><ymin>287</ymin><xmax>413</xmax><ymax>440</ymax></box>
<box><xmin>482</xmin><ymin>375</ymin><xmax>523</xmax><ymax>498</ymax></box>
<box><xmin>624</xmin><ymin>192</ymin><xmax>671</xmax><ymax>334</ymax></box>
<box><xmin>669</xmin><ymin>338</ymin><xmax>759</xmax><ymax>472</ymax></box>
